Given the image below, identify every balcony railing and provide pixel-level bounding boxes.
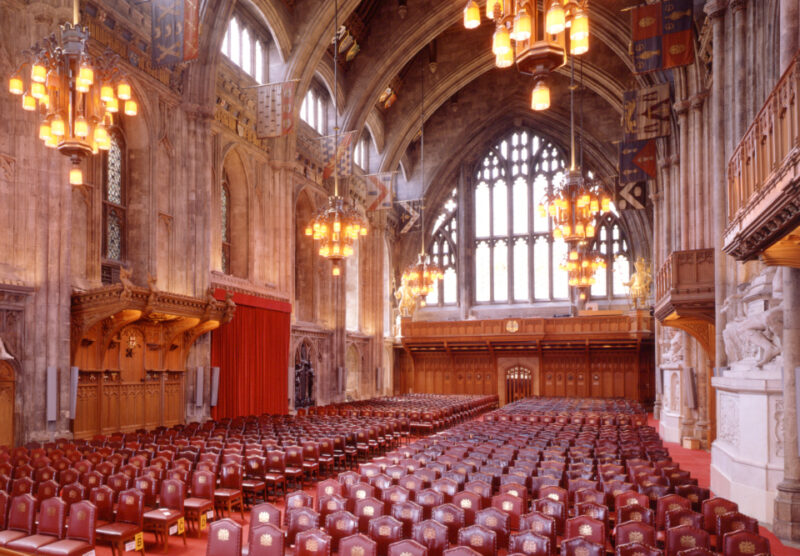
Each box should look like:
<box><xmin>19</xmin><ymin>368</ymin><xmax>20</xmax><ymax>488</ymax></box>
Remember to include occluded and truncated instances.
<box><xmin>726</xmin><ymin>52</ymin><xmax>800</xmax><ymax>234</ymax></box>
<box><xmin>654</xmin><ymin>248</ymin><xmax>715</xmax><ymax>323</ymax></box>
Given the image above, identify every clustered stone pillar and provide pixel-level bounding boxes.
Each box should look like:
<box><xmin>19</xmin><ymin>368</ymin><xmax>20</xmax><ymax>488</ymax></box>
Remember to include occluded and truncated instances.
<box><xmin>773</xmin><ymin>0</ymin><xmax>800</xmax><ymax>541</ymax></box>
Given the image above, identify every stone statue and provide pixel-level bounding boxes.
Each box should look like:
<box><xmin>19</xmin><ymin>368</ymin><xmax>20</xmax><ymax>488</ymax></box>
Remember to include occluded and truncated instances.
<box><xmin>394</xmin><ymin>275</ymin><xmax>417</xmax><ymax>318</ymax></box>
<box><xmin>721</xmin><ymin>265</ymin><xmax>784</xmax><ymax>370</ymax></box>
<box><xmin>662</xmin><ymin>328</ymin><xmax>684</xmax><ymax>364</ymax></box>
<box><xmin>119</xmin><ymin>266</ymin><xmax>135</xmax><ymax>299</ymax></box>
<box><xmin>623</xmin><ymin>258</ymin><xmax>652</xmax><ymax>309</ymax></box>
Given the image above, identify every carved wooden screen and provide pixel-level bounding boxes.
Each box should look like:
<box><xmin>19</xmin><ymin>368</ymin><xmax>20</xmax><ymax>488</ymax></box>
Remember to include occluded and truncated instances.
<box><xmin>0</xmin><ymin>362</ymin><xmax>14</xmax><ymax>447</ymax></box>
<box><xmin>505</xmin><ymin>366</ymin><xmax>532</xmax><ymax>404</ymax></box>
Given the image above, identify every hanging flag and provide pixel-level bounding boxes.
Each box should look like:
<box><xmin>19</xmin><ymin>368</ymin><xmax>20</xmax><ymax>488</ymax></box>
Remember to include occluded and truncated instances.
<box><xmin>619</xmin><ymin>139</ymin><xmax>657</xmax><ymax>183</ymax></box>
<box><xmin>256</xmin><ymin>80</ymin><xmax>298</xmax><ymax>138</ymax></box>
<box><xmin>398</xmin><ymin>200</ymin><xmax>421</xmax><ymax>234</ymax></box>
<box><xmin>151</xmin><ymin>0</ymin><xmax>200</xmax><ymax>68</ymax></box>
<box><xmin>622</xmin><ymin>84</ymin><xmax>671</xmax><ymax>141</ymax></box>
<box><xmin>320</xmin><ymin>131</ymin><xmax>356</xmax><ymax>180</ymax></box>
<box><xmin>631</xmin><ymin>0</ymin><xmax>694</xmax><ymax>74</ymax></box>
<box><xmin>616</xmin><ymin>181</ymin><xmax>648</xmax><ymax>211</ymax></box>
<box><xmin>365</xmin><ymin>173</ymin><xmax>394</xmax><ymax>211</ymax></box>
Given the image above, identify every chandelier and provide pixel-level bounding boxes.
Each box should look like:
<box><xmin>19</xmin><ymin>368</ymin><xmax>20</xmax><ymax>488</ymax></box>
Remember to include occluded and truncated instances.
<box><xmin>560</xmin><ymin>247</ymin><xmax>605</xmax><ymax>288</ymax></box>
<box><xmin>400</xmin><ymin>53</ymin><xmax>442</xmax><ymax>306</ymax></box>
<box><xmin>8</xmin><ymin>0</ymin><xmax>137</xmax><ymax>185</ymax></box>
<box><xmin>305</xmin><ymin>0</ymin><xmax>367</xmax><ymax>276</ymax></box>
<box><xmin>538</xmin><ymin>170</ymin><xmax>610</xmax><ymax>242</ymax></box>
<box><xmin>463</xmin><ymin>0</ymin><xmax>590</xmax><ymax>111</ymax></box>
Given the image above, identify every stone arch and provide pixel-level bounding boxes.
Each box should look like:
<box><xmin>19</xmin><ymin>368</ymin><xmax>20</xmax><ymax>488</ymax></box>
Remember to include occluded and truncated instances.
<box><xmin>220</xmin><ymin>147</ymin><xmax>251</xmax><ymax>278</ymax></box>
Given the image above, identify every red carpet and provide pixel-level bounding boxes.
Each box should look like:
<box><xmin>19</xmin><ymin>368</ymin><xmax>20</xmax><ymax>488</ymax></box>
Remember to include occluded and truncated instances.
<box><xmin>650</xmin><ymin>415</ymin><xmax>800</xmax><ymax>556</ymax></box>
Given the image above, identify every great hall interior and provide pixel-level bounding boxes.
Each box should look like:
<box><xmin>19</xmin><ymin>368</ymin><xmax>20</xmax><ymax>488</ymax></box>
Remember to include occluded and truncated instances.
<box><xmin>1</xmin><ymin>0</ymin><xmax>799</xmax><ymax>554</ymax></box>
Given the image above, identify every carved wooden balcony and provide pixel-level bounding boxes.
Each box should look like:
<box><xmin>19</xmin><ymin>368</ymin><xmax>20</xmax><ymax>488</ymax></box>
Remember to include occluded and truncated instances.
<box><xmin>654</xmin><ymin>248</ymin><xmax>716</xmax><ymax>363</ymax></box>
<box><xmin>654</xmin><ymin>248</ymin><xmax>715</xmax><ymax>324</ymax></box>
<box><xmin>724</xmin><ymin>52</ymin><xmax>800</xmax><ymax>267</ymax></box>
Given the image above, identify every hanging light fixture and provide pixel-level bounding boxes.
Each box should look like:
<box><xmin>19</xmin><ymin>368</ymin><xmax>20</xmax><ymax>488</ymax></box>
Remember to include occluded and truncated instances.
<box><xmin>463</xmin><ymin>0</ymin><xmax>591</xmax><ymax>111</ymax></box>
<box><xmin>400</xmin><ymin>54</ymin><xmax>443</xmax><ymax>307</ymax></box>
<box><xmin>7</xmin><ymin>0</ymin><xmax>137</xmax><ymax>184</ymax></box>
<box><xmin>305</xmin><ymin>0</ymin><xmax>368</xmax><ymax>276</ymax></box>
<box><xmin>537</xmin><ymin>55</ymin><xmax>610</xmax><ymax>301</ymax></box>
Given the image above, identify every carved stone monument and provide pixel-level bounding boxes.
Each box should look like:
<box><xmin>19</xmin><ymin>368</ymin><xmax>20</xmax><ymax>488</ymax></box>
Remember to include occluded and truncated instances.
<box><xmin>711</xmin><ymin>265</ymin><xmax>784</xmax><ymax>524</ymax></box>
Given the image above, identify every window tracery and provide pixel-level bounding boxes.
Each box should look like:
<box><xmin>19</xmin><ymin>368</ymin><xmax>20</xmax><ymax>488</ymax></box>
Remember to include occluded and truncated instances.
<box><xmin>425</xmin><ymin>188</ymin><xmax>458</xmax><ymax>307</ymax></box>
<box><xmin>103</xmin><ymin>129</ymin><xmax>126</xmax><ymax>263</ymax></box>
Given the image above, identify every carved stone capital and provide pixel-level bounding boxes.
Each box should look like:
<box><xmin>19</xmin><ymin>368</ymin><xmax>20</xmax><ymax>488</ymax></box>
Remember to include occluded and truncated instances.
<box><xmin>690</xmin><ymin>92</ymin><xmax>709</xmax><ymax>110</ymax></box>
<box><xmin>673</xmin><ymin>100</ymin><xmax>691</xmax><ymax>116</ymax></box>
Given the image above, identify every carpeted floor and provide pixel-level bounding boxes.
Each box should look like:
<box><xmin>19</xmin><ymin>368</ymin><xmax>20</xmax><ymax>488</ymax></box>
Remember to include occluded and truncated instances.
<box><xmin>86</xmin><ymin>419</ymin><xmax>800</xmax><ymax>555</ymax></box>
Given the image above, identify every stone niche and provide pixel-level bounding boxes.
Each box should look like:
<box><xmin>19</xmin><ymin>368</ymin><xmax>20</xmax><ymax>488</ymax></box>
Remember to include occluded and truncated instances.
<box><xmin>658</xmin><ymin>326</ymin><xmax>686</xmax><ymax>444</ymax></box>
<box><xmin>711</xmin><ymin>266</ymin><xmax>784</xmax><ymax>524</ymax></box>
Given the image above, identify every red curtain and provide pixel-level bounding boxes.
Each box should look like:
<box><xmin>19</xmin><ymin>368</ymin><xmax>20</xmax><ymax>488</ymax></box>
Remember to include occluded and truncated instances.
<box><xmin>210</xmin><ymin>290</ymin><xmax>291</xmax><ymax>419</ymax></box>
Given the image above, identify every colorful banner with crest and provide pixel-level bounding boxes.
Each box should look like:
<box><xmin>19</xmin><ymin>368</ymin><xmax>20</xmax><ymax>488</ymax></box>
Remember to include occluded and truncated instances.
<box><xmin>365</xmin><ymin>173</ymin><xmax>394</xmax><ymax>211</ymax></box>
<box><xmin>622</xmin><ymin>83</ymin><xmax>671</xmax><ymax>142</ymax></box>
<box><xmin>256</xmin><ymin>81</ymin><xmax>298</xmax><ymax>138</ymax></box>
<box><xmin>632</xmin><ymin>0</ymin><xmax>694</xmax><ymax>74</ymax></box>
<box><xmin>320</xmin><ymin>131</ymin><xmax>356</xmax><ymax>180</ymax></box>
<box><xmin>151</xmin><ymin>0</ymin><xmax>200</xmax><ymax>68</ymax></box>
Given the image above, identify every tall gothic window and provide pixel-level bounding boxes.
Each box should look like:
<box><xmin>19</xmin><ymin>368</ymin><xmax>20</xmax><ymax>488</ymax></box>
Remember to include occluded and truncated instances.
<box><xmin>221</xmin><ymin>176</ymin><xmax>231</xmax><ymax>274</ymax></box>
<box><xmin>103</xmin><ymin>129</ymin><xmax>126</xmax><ymax>262</ymax></box>
<box><xmin>590</xmin><ymin>213</ymin><xmax>632</xmax><ymax>299</ymax></box>
<box><xmin>221</xmin><ymin>16</ymin><xmax>268</xmax><ymax>83</ymax></box>
<box><xmin>425</xmin><ymin>187</ymin><xmax>458</xmax><ymax>306</ymax></box>
<box><xmin>300</xmin><ymin>85</ymin><xmax>327</xmax><ymax>135</ymax></box>
<box><xmin>473</xmin><ymin>129</ymin><xmax>569</xmax><ymax>303</ymax></box>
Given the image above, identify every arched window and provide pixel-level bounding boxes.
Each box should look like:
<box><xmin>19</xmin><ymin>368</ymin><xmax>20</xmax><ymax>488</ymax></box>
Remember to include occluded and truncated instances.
<box><xmin>221</xmin><ymin>176</ymin><xmax>231</xmax><ymax>275</ymax></box>
<box><xmin>591</xmin><ymin>213</ymin><xmax>633</xmax><ymax>299</ymax></box>
<box><xmin>354</xmin><ymin>132</ymin><xmax>370</xmax><ymax>171</ymax></box>
<box><xmin>300</xmin><ymin>84</ymin><xmax>327</xmax><ymax>135</ymax></box>
<box><xmin>425</xmin><ymin>187</ymin><xmax>458</xmax><ymax>307</ymax></box>
<box><xmin>221</xmin><ymin>16</ymin><xmax>268</xmax><ymax>83</ymax></box>
<box><xmin>473</xmin><ymin>129</ymin><xmax>569</xmax><ymax>303</ymax></box>
<box><xmin>103</xmin><ymin>129</ymin><xmax>126</xmax><ymax>263</ymax></box>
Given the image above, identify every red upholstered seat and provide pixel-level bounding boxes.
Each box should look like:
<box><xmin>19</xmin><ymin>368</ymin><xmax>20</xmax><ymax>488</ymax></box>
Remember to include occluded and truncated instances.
<box><xmin>0</xmin><ymin>493</ymin><xmax>36</xmax><ymax>547</ymax></box>
<box><xmin>388</xmin><ymin>539</ymin><xmax>428</xmax><ymax>556</ymax></box>
<box><xmin>206</xmin><ymin>517</ymin><xmax>243</xmax><ymax>556</ymax></box>
<box><xmin>37</xmin><ymin>500</ymin><xmax>97</xmax><ymax>556</ymax></box>
<box><xmin>339</xmin><ymin>533</ymin><xmax>377</xmax><ymax>556</ymax></box>
<box><xmin>412</xmin><ymin>519</ymin><xmax>448</xmax><ymax>556</ymax></box>
<box><xmin>95</xmin><ymin>488</ymin><xmax>145</xmax><ymax>555</ymax></box>
<box><xmin>247</xmin><ymin>522</ymin><xmax>284</xmax><ymax>556</ymax></box>
<box><xmin>7</xmin><ymin>496</ymin><xmax>66</xmax><ymax>552</ymax></box>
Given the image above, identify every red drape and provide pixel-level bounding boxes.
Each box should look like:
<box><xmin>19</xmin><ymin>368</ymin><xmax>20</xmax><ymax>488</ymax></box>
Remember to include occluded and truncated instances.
<box><xmin>210</xmin><ymin>290</ymin><xmax>291</xmax><ymax>419</ymax></box>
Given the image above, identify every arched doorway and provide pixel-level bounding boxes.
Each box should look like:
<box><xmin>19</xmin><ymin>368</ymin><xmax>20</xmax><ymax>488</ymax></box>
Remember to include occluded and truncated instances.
<box><xmin>505</xmin><ymin>366</ymin><xmax>532</xmax><ymax>404</ymax></box>
<box><xmin>0</xmin><ymin>361</ymin><xmax>15</xmax><ymax>447</ymax></box>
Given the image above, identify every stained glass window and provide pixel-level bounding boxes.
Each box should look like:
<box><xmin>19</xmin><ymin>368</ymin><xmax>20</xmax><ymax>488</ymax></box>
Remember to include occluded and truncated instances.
<box><xmin>103</xmin><ymin>130</ymin><xmax>126</xmax><ymax>261</ymax></box>
<box><xmin>425</xmin><ymin>188</ymin><xmax>458</xmax><ymax>307</ymax></box>
<box><xmin>590</xmin><ymin>212</ymin><xmax>633</xmax><ymax>299</ymax></box>
<box><xmin>472</xmin><ymin>129</ymin><xmax>569</xmax><ymax>303</ymax></box>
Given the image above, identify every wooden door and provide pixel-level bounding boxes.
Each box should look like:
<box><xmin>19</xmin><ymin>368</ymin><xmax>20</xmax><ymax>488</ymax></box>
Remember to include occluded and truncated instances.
<box><xmin>0</xmin><ymin>362</ymin><xmax>15</xmax><ymax>447</ymax></box>
<box><xmin>505</xmin><ymin>366</ymin><xmax>532</xmax><ymax>404</ymax></box>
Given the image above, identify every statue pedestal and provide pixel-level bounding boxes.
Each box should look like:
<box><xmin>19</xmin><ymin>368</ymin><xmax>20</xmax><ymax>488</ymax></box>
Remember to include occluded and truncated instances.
<box><xmin>660</xmin><ymin>364</ymin><xmax>684</xmax><ymax>444</ymax></box>
<box><xmin>710</xmin><ymin>370</ymin><xmax>784</xmax><ymax>524</ymax></box>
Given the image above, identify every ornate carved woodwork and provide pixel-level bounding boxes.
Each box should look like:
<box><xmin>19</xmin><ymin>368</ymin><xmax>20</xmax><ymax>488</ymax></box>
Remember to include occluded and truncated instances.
<box><xmin>393</xmin><ymin>313</ymin><xmax>654</xmax><ymax>404</ymax></box>
<box><xmin>654</xmin><ymin>248</ymin><xmax>716</xmax><ymax>364</ymax></box>
<box><xmin>71</xmin><ymin>280</ymin><xmax>234</xmax><ymax>438</ymax></box>
<box><xmin>725</xmin><ymin>52</ymin><xmax>800</xmax><ymax>265</ymax></box>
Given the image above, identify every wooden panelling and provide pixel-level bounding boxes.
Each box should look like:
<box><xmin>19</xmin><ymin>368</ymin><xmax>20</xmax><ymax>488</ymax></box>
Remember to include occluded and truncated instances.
<box><xmin>0</xmin><ymin>362</ymin><xmax>14</xmax><ymax>448</ymax></box>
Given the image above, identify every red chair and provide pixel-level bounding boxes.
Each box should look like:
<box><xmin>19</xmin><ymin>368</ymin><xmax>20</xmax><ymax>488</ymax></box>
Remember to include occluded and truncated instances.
<box><xmin>456</xmin><ymin>524</ymin><xmax>496</xmax><ymax>556</ymax></box>
<box><xmin>521</xmin><ymin>511</ymin><xmax>556</xmax><ymax>551</ymax></box>
<box><xmin>184</xmin><ymin>469</ymin><xmax>215</xmax><ymax>536</ymax></box>
<box><xmin>355</xmin><ymin>496</ymin><xmax>385</xmax><ymax>534</ymax></box>
<box><xmin>89</xmin><ymin>485</ymin><xmax>115</xmax><ymax>527</ymax></box>
<box><xmin>715</xmin><ymin>511</ymin><xmax>758</xmax><ymax>541</ymax></box>
<box><xmin>492</xmin><ymin>492</ymin><xmax>524</xmax><ymax>530</ymax></box>
<box><xmin>317</xmin><ymin>478</ymin><xmax>344</xmax><ymax>506</ymax></box>
<box><xmin>0</xmin><ymin>494</ymin><xmax>36</xmax><ymax>546</ymax></box>
<box><xmin>453</xmin><ymin>490</ymin><xmax>482</xmax><ymax>526</ymax></box>
<box><xmin>720</xmin><ymin>530</ymin><xmax>770</xmax><ymax>556</ymax></box>
<box><xmin>561</xmin><ymin>537</ymin><xmax>603</xmax><ymax>556</ymax></box>
<box><xmin>565</xmin><ymin>515</ymin><xmax>605</xmax><ymax>547</ymax></box>
<box><xmin>615</xmin><ymin>521</ymin><xmax>656</xmax><ymax>547</ymax></box>
<box><xmin>509</xmin><ymin>530</ymin><xmax>551</xmax><ymax>556</ymax></box>
<box><xmin>615</xmin><ymin>541</ymin><xmax>663</xmax><ymax>556</ymax></box>
<box><xmin>388</xmin><ymin>539</ymin><xmax>428</xmax><ymax>556</ymax></box>
<box><xmin>143</xmin><ymin>478</ymin><xmax>187</xmax><ymax>552</ymax></box>
<box><xmin>95</xmin><ymin>488</ymin><xmax>146</xmax><ymax>556</ymax></box>
<box><xmin>37</xmin><ymin>500</ymin><xmax>97</xmax><ymax>556</ymax></box>
<box><xmin>215</xmin><ymin>463</ymin><xmax>245</xmax><ymax>520</ymax></box>
<box><xmin>339</xmin><ymin>532</ymin><xmax>377</xmax><ymax>556</ymax></box>
<box><xmin>475</xmin><ymin>506</ymin><xmax>509</xmax><ymax>548</ymax></box>
<box><xmin>264</xmin><ymin>451</ymin><xmax>288</xmax><ymax>499</ymax></box>
<box><xmin>391</xmin><ymin>500</ymin><xmax>424</xmax><ymax>538</ymax></box>
<box><xmin>7</xmin><ymin>496</ymin><xmax>66</xmax><ymax>552</ymax></box>
<box><xmin>656</xmin><ymin>495</ymin><xmax>692</xmax><ymax>531</ymax></box>
<box><xmin>701</xmin><ymin>497</ymin><xmax>738</xmax><ymax>535</ymax></box>
<box><xmin>368</xmin><ymin>515</ymin><xmax>404</xmax><ymax>555</ymax></box>
<box><xmin>61</xmin><ymin>482</ymin><xmax>86</xmax><ymax>512</ymax></box>
<box><xmin>287</xmin><ymin>507</ymin><xmax>320</xmax><ymax>545</ymax></box>
<box><xmin>325</xmin><ymin>509</ymin><xmax>359</xmax><ymax>551</ymax></box>
<box><xmin>665</xmin><ymin>525</ymin><xmax>710</xmax><ymax>556</ymax></box>
<box><xmin>248</xmin><ymin>522</ymin><xmax>284</xmax><ymax>556</ymax></box>
<box><xmin>432</xmin><ymin>503</ymin><xmax>465</xmax><ymax>544</ymax></box>
<box><xmin>532</xmin><ymin>498</ymin><xmax>566</xmax><ymax>537</ymax></box>
<box><xmin>412</xmin><ymin>519</ymin><xmax>448</xmax><ymax>556</ymax></box>
<box><xmin>206</xmin><ymin>517</ymin><xmax>242</xmax><ymax>556</ymax></box>
<box><xmin>243</xmin><ymin>455</ymin><xmax>267</xmax><ymax>505</ymax></box>
<box><xmin>666</xmin><ymin>508</ymin><xmax>703</xmax><ymax>530</ymax></box>
<box><xmin>295</xmin><ymin>528</ymin><xmax>332</xmax><ymax>556</ymax></box>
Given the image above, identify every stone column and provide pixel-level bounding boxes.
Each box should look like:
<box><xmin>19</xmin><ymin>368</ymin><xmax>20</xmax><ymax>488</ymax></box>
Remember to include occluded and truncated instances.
<box><xmin>674</xmin><ymin>100</ymin><xmax>691</xmax><ymax>251</ymax></box>
<box><xmin>690</xmin><ymin>93</ymin><xmax>708</xmax><ymax>249</ymax></box>
<box><xmin>781</xmin><ymin>0</ymin><xmax>800</xmax><ymax>73</ymax></box>
<box><xmin>457</xmin><ymin>163</ymin><xmax>470</xmax><ymax>319</ymax></box>
<box><xmin>732</xmin><ymin>0</ymin><xmax>748</xmax><ymax>141</ymax></box>
<box><xmin>705</xmin><ymin>0</ymin><xmax>728</xmax><ymax>368</ymax></box>
<box><xmin>774</xmin><ymin>267</ymin><xmax>800</xmax><ymax>540</ymax></box>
